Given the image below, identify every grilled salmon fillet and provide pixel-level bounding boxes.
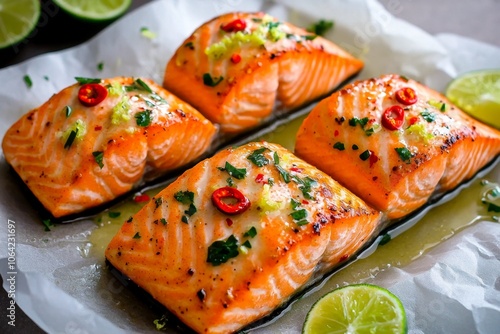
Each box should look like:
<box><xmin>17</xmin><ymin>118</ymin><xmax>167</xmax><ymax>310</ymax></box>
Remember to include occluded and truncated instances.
<box><xmin>2</xmin><ymin>77</ymin><xmax>216</xmax><ymax>218</ymax></box>
<box><xmin>105</xmin><ymin>142</ymin><xmax>381</xmax><ymax>333</ymax></box>
<box><xmin>163</xmin><ymin>12</ymin><xmax>363</xmax><ymax>133</ymax></box>
<box><xmin>295</xmin><ymin>74</ymin><xmax>500</xmax><ymax>220</ymax></box>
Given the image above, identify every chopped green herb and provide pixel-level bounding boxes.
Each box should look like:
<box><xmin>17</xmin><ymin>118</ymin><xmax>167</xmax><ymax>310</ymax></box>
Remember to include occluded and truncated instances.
<box><xmin>420</xmin><ymin>110</ymin><xmax>436</xmax><ymax>122</ymax></box>
<box><xmin>395</xmin><ymin>147</ymin><xmax>412</xmax><ymax>163</ymax></box>
<box><xmin>290</xmin><ymin>208</ymin><xmax>307</xmax><ymax>221</ymax></box>
<box><xmin>97</xmin><ymin>62</ymin><xmax>104</xmax><ymax>71</ymax></box>
<box><xmin>185</xmin><ymin>203</ymin><xmax>197</xmax><ymax>216</ymax></box>
<box><xmin>150</xmin><ymin>93</ymin><xmax>168</xmax><ymax>104</ymax></box>
<box><xmin>306</xmin><ymin>19</ymin><xmax>334</xmax><ymax>36</ymax></box>
<box><xmin>276</xmin><ymin>165</ymin><xmax>291</xmax><ymax>183</ymax></box>
<box><xmin>184</xmin><ymin>41</ymin><xmax>194</xmax><ymax>48</ymax></box>
<box><xmin>226</xmin><ymin>177</ymin><xmax>235</xmax><ymax>187</ymax></box>
<box><xmin>242</xmin><ymin>240</ymin><xmax>252</xmax><ymax>249</ymax></box>
<box><xmin>428</xmin><ymin>99</ymin><xmax>448</xmax><ymax>112</ymax></box>
<box><xmin>488</xmin><ymin>203</ymin><xmax>500</xmax><ymax>213</ymax></box>
<box><xmin>352</xmin><ymin>144</ymin><xmax>359</xmax><ymax>150</ymax></box>
<box><xmin>273</xmin><ymin>152</ymin><xmax>280</xmax><ymax>165</ymax></box>
<box><xmin>135</xmin><ymin>110</ymin><xmax>152</xmax><ymax>127</ymax></box>
<box><xmin>247</xmin><ymin>147</ymin><xmax>270</xmax><ymax>167</ymax></box>
<box><xmin>292</xmin><ymin>176</ymin><xmax>317</xmax><ymax>200</ymax></box>
<box><xmin>23</xmin><ymin>75</ymin><xmax>33</xmax><ymax>88</ymax></box>
<box><xmin>440</xmin><ymin>103</ymin><xmax>447</xmax><ymax>112</ymax></box>
<box><xmin>359</xmin><ymin>150</ymin><xmax>371</xmax><ymax>161</ymax></box>
<box><xmin>160</xmin><ymin>218</ymin><xmax>167</xmax><ymax>225</ymax></box>
<box><xmin>221</xmin><ymin>161</ymin><xmax>247</xmax><ymax>180</ymax></box>
<box><xmin>108</xmin><ymin>211</ymin><xmax>121</xmax><ymax>218</ymax></box>
<box><xmin>64</xmin><ymin>129</ymin><xmax>78</xmax><ymax>149</ymax></box>
<box><xmin>349</xmin><ymin>117</ymin><xmax>369</xmax><ymax>128</ymax></box>
<box><xmin>153</xmin><ymin>315</ymin><xmax>168</xmax><ymax>330</ymax></box>
<box><xmin>155</xmin><ymin>197</ymin><xmax>162</xmax><ymax>208</ymax></box>
<box><xmin>135</xmin><ymin>78</ymin><xmax>153</xmax><ymax>93</ymax></box>
<box><xmin>42</xmin><ymin>219</ymin><xmax>53</xmax><ymax>232</ymax></box>
<box><xmin>43</xmin><ymin>75</ymin><xmax>49</xmax><ymax>81</ymax></box>
<box><xmin>133</xmin><ymin>232</ymin><xmax>141</xmax><ymax>239</ymax></box>
<box><xmin>181</xmin><ymin>215</ymin><xmax>189</xmax><ymax>224</ymax></box>
<box><xmin>303</xmin><ymin>34</ymin><xmax>317</xmax><ymax>41</ymax></box>
<box><xmin>174</xmin><ymin>191</ymin><xmax>194</xmax><ymax>204</ymax></box>
<box><xmin>203</xmin><ymin>73</ymin><xmax>224</xmax><ymax>87</ymax></box>
<box><xmin>111</xmin><ymin>96</ymin><xmax>131</xmax><ymax>124</ymax></box>
<box><xmin>400</xmin><ymin>75</ymin><xmax>409</xmax><ymax>82</ymax></box>
<box><xmin>252</xmin><ymin>18</ymin><xmax>262</xmax><ymax>22</ymax></box>
<box><xmin>140</xmin><ymin>26</ymin><xmax>156</xmax><ymax>39</ymax></box>
<box><xmin>207</xmin><ymin>235</ymin><xmax>239</xmax><ymax>266</ymax></box>
<box><xmin>63</xmin><ymin>105</ymin><xmax>72</xmax><ymax>118</ymax></box>
<box><xmin>291</xmin><ymin>199</ymin><xmax>301</xmax><ymax>210</ymax></box>
<box><xmin>92</xmin><ymin>151</ymin><xmax>104</xmax><ymax>169</ymax></box>
<box><xmin>268</xmin><ymin>177</ymin><xmax>275</xmax><ymax>186</ymax></box>
<box><xmin>75</xmin><ymin>77</ymin><xmax>101</xmax><ymax>85</ymax></box>
<box><xmin>379</xmin><ymin>233</ymin><xmax>391</xmax><ymax>245</ymax></box>
<box><xmin>333</xmin><ymin>142</ymin><xmax>345</xmax><ymax>151</ymax></box>
<box><xmin>243</xmin><ymin>226</ymin><xmax>257</xmax><ymax>238</ymax></box>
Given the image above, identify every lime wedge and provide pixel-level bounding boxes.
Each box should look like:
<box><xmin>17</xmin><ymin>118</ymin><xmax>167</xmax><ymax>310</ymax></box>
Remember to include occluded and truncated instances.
<box><xmin>445</xmin><ymin>69</ymin><xmax>500</xmax><ymax>129</ymax></box>
<box><xmin>0</xmin><ymin>0</ymin><xmax>41</xmax><ymax>49</ymax></box>
<box><xmin>53</xmin><ymin>0</ymin><xmax>132</xmax><ymax>22</ymax></box>
<box><xmin>302</xmin><ymin>284</ymin><xmax>407</xmax><ymax>334</ymax></box>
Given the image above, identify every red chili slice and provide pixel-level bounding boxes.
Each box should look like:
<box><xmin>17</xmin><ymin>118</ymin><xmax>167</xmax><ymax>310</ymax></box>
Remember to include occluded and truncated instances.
<box><xmin>78</xmin><ymin>83</ymin><xmax>108</xmax><ymax>107</ymax></box>
<box><xmin>395</xmin><ymin>87</ymin><xmax>418</xmax><ymax>105</ymax></box>
<box><xmin>255</xmin><ymin>173</ymin><xmax>265</xmax><ymax>183</ymax></box>
<box><xmin>369</xmin><ymin>150</ymin><xmax>379</xmax><ymax>167</ymax></box>
<box><xmin>221</xmin><ymin>19</ymin><xmax>247</xmax><ymax>32</ymax></box>
<box><xmin>382</xmin><ymin>105</ymin><xmax>405</xmax><ymax>130</ymax></box>
<box><xmin>408</xmin><ymin>116</ymin><xmax>418</xmax><ymax>126</ymax></box>
<box><xmin>212</xmin><ymin>186</ymin><xmax>250</xmax><ymax>215</ymax></box>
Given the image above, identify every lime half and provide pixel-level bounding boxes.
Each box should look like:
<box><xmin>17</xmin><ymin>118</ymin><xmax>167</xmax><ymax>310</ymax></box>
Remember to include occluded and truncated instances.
<box><xmin>0</xmin><ymin>0</ymin><xmax>41</xmax><ymax>49</ymax></box>
<box><xmin>53</xmin><ymin>0</ymin><xmax>132</xmax><ymax>22</ymax></box>
<box><xmin>445</xmin><ymin>69</ymin><xmax>500</xmax><ymax>129</ymax></box>
<box><xmin>302</xmin><ymin>284</ymin><xmax>407</xmax><ymax>334</ymax></box>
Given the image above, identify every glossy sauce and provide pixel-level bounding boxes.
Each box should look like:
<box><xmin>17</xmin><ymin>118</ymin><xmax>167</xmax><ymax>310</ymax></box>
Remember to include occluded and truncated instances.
<box><xmin>88</xmin><ymin>114</ymin><xmax>499</xmax><ymax>288</ymax></box>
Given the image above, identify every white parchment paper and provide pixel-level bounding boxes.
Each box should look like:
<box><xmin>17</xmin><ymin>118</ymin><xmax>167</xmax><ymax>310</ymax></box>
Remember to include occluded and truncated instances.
<box><xmin>1</xmin><ymin>0</ymin><xmax>499</xmax><ymax>333</ymax></box>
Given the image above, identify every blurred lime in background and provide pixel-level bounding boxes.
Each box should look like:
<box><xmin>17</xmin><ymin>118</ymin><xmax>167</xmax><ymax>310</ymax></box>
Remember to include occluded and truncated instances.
<box><xmin>0</xmin><ymin>0</ymin><xmax>41</xmax><ymax>49</ymax></box>
<box><xmin>52</xmin><ymin>0</ymin><xmax>132</xmax><ymax>22</ymax></box>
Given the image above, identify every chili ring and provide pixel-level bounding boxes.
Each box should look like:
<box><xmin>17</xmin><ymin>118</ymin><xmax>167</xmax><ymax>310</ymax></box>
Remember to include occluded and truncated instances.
<box><xmin>212</xmin><ymin>186</ymin><xmax>250</xmax><ymax>215</ymax></box>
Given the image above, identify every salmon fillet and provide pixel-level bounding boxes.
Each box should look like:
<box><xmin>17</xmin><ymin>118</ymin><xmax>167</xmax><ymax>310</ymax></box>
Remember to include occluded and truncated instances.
<box><xmin>163</xmin><ymin>12</ymin><xmax>363</xmax><ymax>133</ymax></box>
<box><xmin>295</xmin><ymin>74</ymin><xmax>500</xmax><ymax>220</ymax></box>
<box><xmin>105</xmin><ymin>142</ymin><xmax>381</xmax><ymax>333</ymax></box>
<box><xmin>2</xmin><ymin>77</ymin><xmax>216</xmax><ymax>218</ymax></box>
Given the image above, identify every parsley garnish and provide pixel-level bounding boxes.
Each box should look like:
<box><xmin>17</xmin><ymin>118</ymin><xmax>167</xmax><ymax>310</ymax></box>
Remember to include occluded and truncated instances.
<box><xmin>97</xmin><ymin>62</ymin><xmax>104</xmax><ymax>71</ymax></box>
<box><xmin>132</xmin><ymin>232</ymin><xmax>141</xmax><ymax>239</ymax></box>
<box><xmin>135</xmin><ymin>78</ymin><xmax>153</xmax><ymax>93</ymax></box>
<box><xmin>242</xmin><ymin>240</ymin><xmax>252</xmax><ymax>249</ymax></box>
<box><xmin>395</xmin><ymin>147</ymin><xmax>412</xmax><ymax>163</ymax></box>
<box><xmin>276</xmin><ymin>165</ymin><xmax>291</xmax><ymax>183</ymax></box>
<box><xmin>359</xmin><ymin>150</ymin><xmax>371</xmax><ymax>161</ymax></box>
<box><xmin>174</xmin><ymin>191</ymin><xmax>194</xmax><ymax>204</ymax></box>
<box><xmin>333</xmin><ymin>142</ymin><xmax>345</xmax><ymax>151</ymax></box>
<box><xmin>243</xmin><ymin>226</ymin><xmax>257</xmax><ymax>238</ymax></box>
<box><xmin>135</xmin><ymin>110</ymin><xmax>152</xmax><ymax>127</ymax></box>
<box><xmin>421</xmin><ymin>110</ymin><xmax>435</xmax><ymax>122</ymax></box>
<box><xmin>291</xmin><ymin>199</ymin><xmax>301</xmax><ymax>210</ymax></box>
<box><xmin>247</xmin><ymin>147</ymin><xmax>270</xmax><ymax>167</ymax></box>
<box><xmin>75</xmin><ymin>77</ymin><xmax>101</xmax><ymax>85</ymax></box>
<box><xmin>155</xmin><ymin>197</ymin><xmax>162</xmax><ymax>208</ymax></box>
<box><xmin>181</xmin><ymin>215</ymin><xmax>189</xmax><ymax>224</ymax></box>
<box><xmin>290</xmin><ymin>208</ymin><xmax>308</xmax><ymax>226</ymax></box>
<box><xmin>23</xmin><ymin>75</ymin><xmax>33</xmax><ymax>88</ymax></box>
<box><xmin>109</xmin><ymin>211</ymin><xmax>121</xmax><ymax>218</ymax></box>
<box><xmin>307</xmin><ymin>19</ymin><xmax>334</xmax><ymax>36</ymax></box>
<box><xmin>92</xmin><ymin>151</ymin><xmax>104</xmax><ymax>169</ymax></box>
<box><xmin>63</xmin><ymin>105</ymin><xmax>72</xmax><ymax>118</ymax></box>
<box><xmin>219</xmin><ymin>161</ymin><xmax>247</xmax><ymax>179</ymax></box>
<box><xmin>185</xmin><ymin>203</ymin><xmax>197</xmax><ymax>216</ymax></box>
<box><xmin>352</xmin><ymin>144</ymin><xmax>359</xmax><ymax>150</ymax></box>
<box><xmin>64</xmin><ymin>129</ymin><xmax>78</xmax><ymax>149</ymax></box>
<box><xmin>273</xmin><ymin>152</ymin><xmax>280</xmax><ymax>164</ymax></box>
<box><xmin>184</xmin><ymin>41</ymin><xmax>194</xmax><ymax>48</ymax></box>
<box><xmin>349</xmin><ymin>117</ymin><xmax>369</xmax><ymax>128</ymax></box>
<box><xmin>292</xmin><ymin>176</ymin><xmax>317</xmax><ymax>200</ymax></box>
<box><xmin>42</xmin><ymin>219</ymin><xmax>53</xmax><ymax>232</ymax></box>
<box><xmin>487</xmin><ymin>203</ymin><xmax>500</xmax><ymax>212</ymax></box>
<box><xmin>303</xmin><ymin>35</ymin><xmax>317</xmax><ymax>41</ymax></box>
<box><xmin>160</xmin><ymin>218</ymin><xmax>167</xmax><ymax>225</ymax></box>
<box><xmin>203</xmin><ymin>73</ymin><xmax>224</xmax><ymax>87</ymax></box>
<box><xmin>207</xmin><ymin>235</ymin><xmax>239</xmax><ymax>266</ymax></box>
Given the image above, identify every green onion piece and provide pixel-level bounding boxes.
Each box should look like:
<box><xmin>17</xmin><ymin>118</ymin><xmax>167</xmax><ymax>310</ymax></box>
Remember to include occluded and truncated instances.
<box><xmin>23</xmin><ymin>75</ymin><xmax>33</xmax><ymax>88</ymax></box>
<box><xmin>63</xmin><ymin>105</ymin><xmax>72</xmax><ymax>118</ymax></box>
<box><xmin>203</xmin><ymin>73</ymin><xmax>224</xmax><ymax>87</ymax></box>
<box><xmin>395</xmin><ymin>147</ymin><xmax>412</xmax><ymax>163</ymax></box>
<box><xmin>242</xmin><ymin>240</ymin><xmax>252</xmax><ymax>249</ymax></box>
<box><xmin>75</xmin><ymin>77</ymin><xmax>101</xmax><ymax>85</ymax></box>
<box><xmin>135</xmin><ymin>110</ymin><xmax>152</xmax><ymax>127</ymax></box>
<box><xmin>64</xmin><ymin>129</ymin><xmax>78</xmax><ymax>149</ymax></box>
<box><xmin>276</xmin><ymin>165</ymin><xmax>291</xmax><ymax>183</ymax></box>
<box><xmin>243</xmin><ymin>226</ymin><xmax>257</xmax><ymax>238</ymax></box>
<box><xmin>92</xmin><ymin>151</ymin><xmax>104</xmax><ymax>169</ymax></box>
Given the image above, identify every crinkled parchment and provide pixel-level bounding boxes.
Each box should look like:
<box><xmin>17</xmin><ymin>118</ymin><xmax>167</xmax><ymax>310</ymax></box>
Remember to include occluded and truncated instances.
<box><xmin>1</xmin><ymin>1</ymin><xmax>499</xmax><ymax>333</ymax></box>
